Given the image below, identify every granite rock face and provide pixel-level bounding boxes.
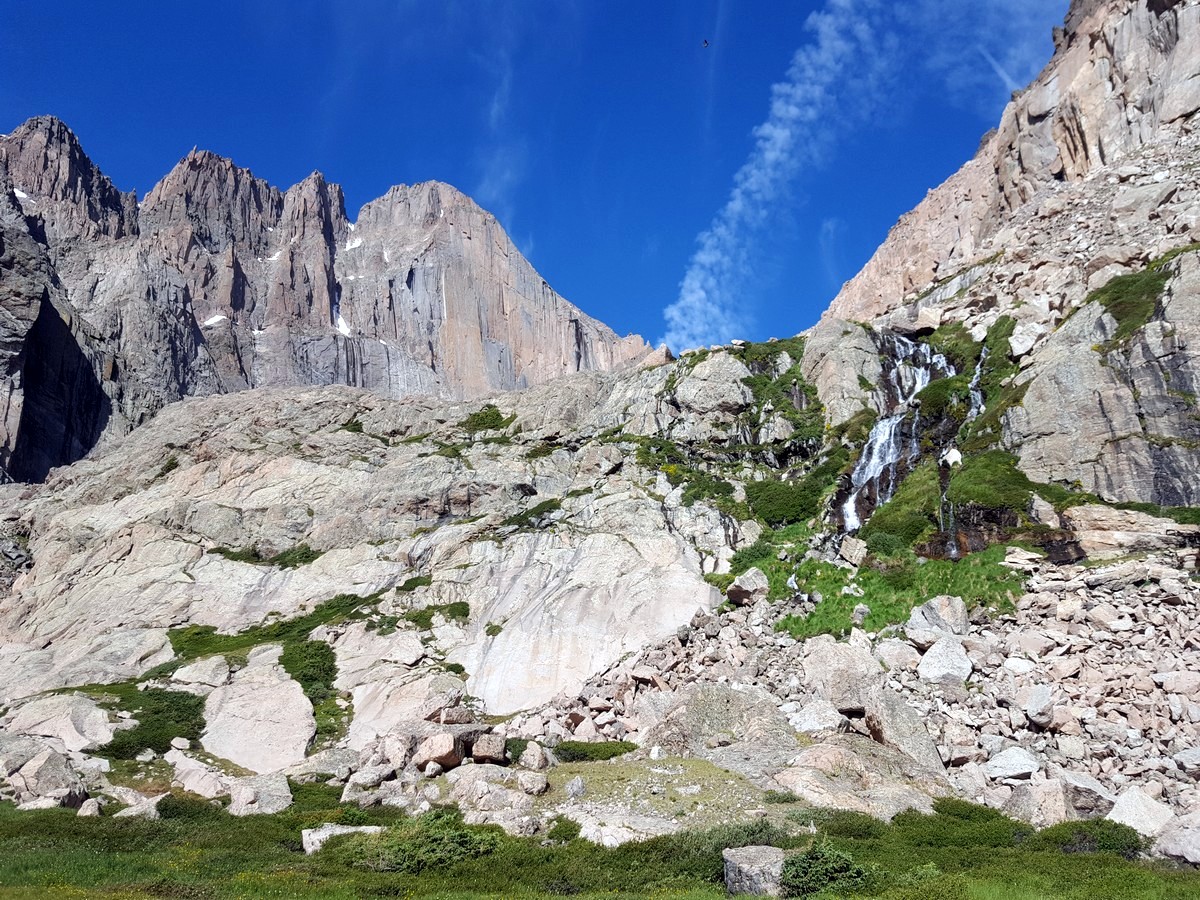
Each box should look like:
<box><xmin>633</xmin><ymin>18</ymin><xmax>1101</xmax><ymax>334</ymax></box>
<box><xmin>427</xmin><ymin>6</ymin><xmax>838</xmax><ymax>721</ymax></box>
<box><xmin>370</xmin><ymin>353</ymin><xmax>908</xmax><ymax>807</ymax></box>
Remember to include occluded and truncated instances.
<box><xmin>0</xmin><ymin>117</ymin><xmax>651</xmax><ymax>482</ymax></box>
<box><xmin>826</xmin><ymin>0</ymin><xmax>1200</xmax><ymax>324</ymax></box>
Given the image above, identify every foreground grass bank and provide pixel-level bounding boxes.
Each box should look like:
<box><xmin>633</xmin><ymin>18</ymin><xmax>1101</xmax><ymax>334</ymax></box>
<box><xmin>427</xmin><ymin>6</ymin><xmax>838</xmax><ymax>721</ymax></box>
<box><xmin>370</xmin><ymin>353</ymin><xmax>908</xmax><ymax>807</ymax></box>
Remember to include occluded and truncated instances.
<box><xmin>1</xmin><ymin>789</ymin><xmax>1198</xmax><ymax>899</ymax></box>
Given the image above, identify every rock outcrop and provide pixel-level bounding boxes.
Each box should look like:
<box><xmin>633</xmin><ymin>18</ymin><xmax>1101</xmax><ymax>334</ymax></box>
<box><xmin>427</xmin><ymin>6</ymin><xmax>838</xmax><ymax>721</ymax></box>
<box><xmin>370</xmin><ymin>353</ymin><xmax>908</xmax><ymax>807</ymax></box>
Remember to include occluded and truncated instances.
<box><xmin>0</xmin><ymin>116</ymin><xmax>651</xmax><ymax>482</ymax></box>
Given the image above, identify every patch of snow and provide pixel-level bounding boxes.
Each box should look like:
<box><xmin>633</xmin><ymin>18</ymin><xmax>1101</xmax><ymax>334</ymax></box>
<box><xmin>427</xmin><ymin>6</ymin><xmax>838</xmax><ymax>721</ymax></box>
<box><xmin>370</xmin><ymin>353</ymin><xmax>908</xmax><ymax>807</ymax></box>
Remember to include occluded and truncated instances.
<box><xmin>267</xmin><ymin>227</ymin><xmax>274</xmax><ymax>232</ymax></box>
<box><xmin>13</xmin><ymin>189</ymin><xmax>29</xmax><ymax>200</ymax></box>
<box><xmin>348</xmin><ymin>223</ymin><xmax>356</xmax><ymax>232</ymax></box>
<box><xmin>345</xmin><ymin>237</ymin><xmax>363</xmax><ymax>251</ymax></box>
<box><xmin>337</xmin><ymin>316</ymin><xmax>352</xmax><ymax>337</ymax></box>
<box><xmin>203</xmin><ymin>315</ymin><xmax>228</xmax><ymax>327</ymax></box>
<box><xmin>267</xmin><ymin>251</ymin><xmax>281</xmax><ymax>262</ymax></box>
<box><xmin>383</xmin><ymin>250</ymin><xmax>390</xmax><ymax>263</ymax></box>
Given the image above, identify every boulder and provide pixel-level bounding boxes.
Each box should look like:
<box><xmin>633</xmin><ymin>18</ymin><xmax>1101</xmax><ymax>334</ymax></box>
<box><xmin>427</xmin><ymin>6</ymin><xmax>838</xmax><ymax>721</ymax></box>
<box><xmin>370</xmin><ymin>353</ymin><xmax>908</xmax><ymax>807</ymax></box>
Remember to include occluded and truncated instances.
<box><xmin>413</xmin><ymin>733</ymin><xmax>463</xmax><ymax>771</ymax></box>
<box><xmin>723</xmin><ymin>845</ymin><xmax>785</xmax><ymax>897</ymax></box>
<box><xmin>906</xmin><ymin>595</ymin><xmax>969</xmax><ymax>649</ymax></box>
<box><xmin>201</xmin><ymin>645</ymin><xmax>315</xmax><ymax>774</ymax></box>
<box><xmin>3</xmin><ymin>693</ymin><xmax>118</xmax><ymax>752</ymax></box>
<box><xmin>875</xmin><ymin>639</ymin><xmax>921</xmax><ymax>671</ymax></box>
<box><xmin>517</xmin><ymin>771</ymin><xmax>549</xmax><ymax>795</ymax></box>
<box><xmin>1059</xmin><ymin>770</ymin><xmax>1117</xmax><ymax>817</ymax></box>
<box><xmin>1106</xmin><ymin>786</ymin><xmax>1175</xmax><ymax>838</ymax></box>
<box><xmin>727</xmin><ymin>567</ymin><xmax>770</xmax><ymax>606</ymax></box>
<box><xmin>803</xmin><ymin>636</ymin><xmax>882</xmax><ymax>713</ymax></box>
<box><xmin>164</xmin><ymin>749</ymin><xmax>229</xmax><ymax>799</ymax></box>
<box><xmin>1003</xmin><ymin>779</ymin><xmax>1074</xmax><ymax>828</ymax></box>
<box><xmin>471</xmin><ymin>733</ymin><xmax>507</xmax><ymax>764</ymax></box>
<box><xmin>790</xmin><ymin>699</ymin><xmax>847</xmax><ymax>735</ymax></box>
<box><xmin>864</xmin><ymin>687</ymin><xmax>944</xmax><ymax>773</ymax></box>
<box><xmin>113</xmin><ymin>793</ymin><xmax>167</xmax><ymax>819</ymax></box>
<box><xmin>1156</xmin><ymin>810</ymin><xmax>1200</xmax><ymax>865</ymax></box>
<box><xmin>984</xmin><ymin>747</ymin><xmax>1041</xmax><ymax>781</ymax></box>
<box><xmin>917</xmin><ymin>638</ymin><xmax>973</xmax><ymax>685</ymax></box>
<box><xmin>76</xmin><ymin>798</ymin><xmax>102</xmax><ymax>817</ymax></box>
<box><xmin>228</xmin><ymin>772</ymin><xmax>294</xmax><ymax>816</ymax></box>
<box><xmin>839</xmin><ymin>536</ymin><xmax>868</xmax><ymax>567</ymax></box>
<box><xmin>519</xmin><ymin>741</ymin><xmax>548</xmax><ymax>771</ymax></box>
<box><xmin>172</xmin><ymin>655</ymin><xmax>230</xmax><ymax>689</ymax></box>
<box><xmin>302</xmin><ymin>823</ymin><xmax>385</xmax><ymax>854</ymax></box>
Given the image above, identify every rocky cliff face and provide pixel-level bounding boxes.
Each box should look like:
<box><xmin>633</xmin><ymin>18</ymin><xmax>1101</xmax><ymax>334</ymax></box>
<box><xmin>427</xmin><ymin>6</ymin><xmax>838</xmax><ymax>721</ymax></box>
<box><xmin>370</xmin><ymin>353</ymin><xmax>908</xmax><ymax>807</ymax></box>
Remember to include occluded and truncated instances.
<box><xmin>0</xmin><ymin>118</ymin><xmax>650</xmax><ymax>482</ymax></box>
<box><xmin>801</xmin><ymin>0</ymin><xmax>1200</xmax><ymax>512</ymax></box>
<box><xmin>826</xmin><ymin>0</ymin><xmax>1200</xmax><ymax>324</ymax></box>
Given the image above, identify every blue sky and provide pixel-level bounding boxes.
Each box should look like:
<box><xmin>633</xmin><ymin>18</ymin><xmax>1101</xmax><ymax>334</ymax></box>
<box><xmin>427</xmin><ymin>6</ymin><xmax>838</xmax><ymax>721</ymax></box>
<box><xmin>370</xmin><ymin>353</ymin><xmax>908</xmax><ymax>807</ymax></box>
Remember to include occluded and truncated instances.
<box><xmin>0</xmin><ymin>0</ymin><xmax>1068</xmax><ymax>350</ymax></box>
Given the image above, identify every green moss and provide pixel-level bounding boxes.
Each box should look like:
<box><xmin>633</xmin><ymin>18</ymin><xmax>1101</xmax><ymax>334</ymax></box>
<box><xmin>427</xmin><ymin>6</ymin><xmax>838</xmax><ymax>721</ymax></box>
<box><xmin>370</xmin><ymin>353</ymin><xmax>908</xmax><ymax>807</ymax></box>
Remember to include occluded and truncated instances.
<box><xmin>703</xmin><ymin>573</ymin><xmax>736</xmax><ymax>592</ymax></box>
<box><xmin>524</xmin><ymin>442</ymin><xmax>559</xmax><ymax>459</ymax></box>
<box><xmin>730</xmin><ymin>336</ymin><xmax>807</xmax><ymax>366</ymax></box>
<box><xmin>1090</xmin><ymin>268</ymin><xmax>1167</xmax><ymax>348</ymax></box>
<box><xmin>156</xmin><ymin>455</ymin><xmax>179</xmax><ymax>479</ymax></box>
<box><xmin>923</xmin><ymin>321</ymin><xmax>982</xmax><ymax>373</ymax></box>
<box><xmin>947</xmin><ymin>451</ymin><xmax>1075</xmax><ymax>513</ymax></box>
<box><xmin>206</xmin><ymin>543</ymin><xmax>323</xmax><ymax>569</ymax></box>
<box><xmin>859</xmin><ymin>462</ymin><xmax>941</xmax><ymax>549</ymax></box>
<box><xmin>168</xmin><ymin>592</ymin><xmax>379</xmax><ymax>662</ymax></box>
<box><xmin>777</xmin><ymin>544</ymin><xmax>1023</xmax><ymax>639</ymax></box>
<box><xmin>403</xmin><ymin>601</ymin><xmax>470</xmax><ymax>631</ymax></box>
<box><xmin>485</xmin><ymin>622</ymin><xmax>503</xmax><ymax>637</ymax></box>
<box><xmin>279</xmin><ymin>640</ymin><xmax>337</xmax><ymax>704</ymax></box>
<box><xmin>914</xmin><ymin>374</ymin><xmax>972</xmax><ymax>423</ymax></box>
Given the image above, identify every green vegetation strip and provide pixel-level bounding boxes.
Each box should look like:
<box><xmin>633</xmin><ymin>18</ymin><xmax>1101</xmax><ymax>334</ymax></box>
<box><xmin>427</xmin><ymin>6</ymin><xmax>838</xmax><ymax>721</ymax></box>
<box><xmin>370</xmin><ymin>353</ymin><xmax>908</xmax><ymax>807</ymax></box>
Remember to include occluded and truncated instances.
<box><xmin>207</xmin><ymin>543</ymin><xmax>324</xmax><ymax>569</ymax></box>
<box><xmin>1</xmin><ymin>792</ymin><xmax>1195</xmax><ymax>898</ymax></box>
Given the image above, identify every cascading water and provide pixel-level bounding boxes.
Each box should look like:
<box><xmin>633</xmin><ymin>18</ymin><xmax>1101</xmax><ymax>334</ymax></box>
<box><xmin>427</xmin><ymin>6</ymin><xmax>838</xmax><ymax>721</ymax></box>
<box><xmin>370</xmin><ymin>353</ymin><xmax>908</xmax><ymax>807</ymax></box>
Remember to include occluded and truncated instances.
<box><xmin>965</xmin><ymin>345</ymin><xmax>989</xmax><ymax>424</ymax></box>
<box><xmin>841</xmin><ymin>335</ymin><xmax>952</xmax><ymax>533</ymax></box>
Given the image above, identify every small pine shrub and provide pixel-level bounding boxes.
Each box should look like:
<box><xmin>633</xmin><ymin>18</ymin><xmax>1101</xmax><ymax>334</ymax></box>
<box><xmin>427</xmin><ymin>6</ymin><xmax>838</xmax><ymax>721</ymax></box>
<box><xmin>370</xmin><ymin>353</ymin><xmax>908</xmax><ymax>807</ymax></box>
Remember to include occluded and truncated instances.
<box><xmin>762</xmin><ymin>790</ymin><xmax>800</xmax><ymax>804</ymax></box>
<box><xmin>157</xmin><ymin>795</ymin><xmax>222</xmax><ymax>822</ymax></box>
<box><xmin>1032</xmin><ymin>819</ymin><xmax>1147</xmax><ymax>859</ymax></box>
<box><xmin>781</xmin><ymin>841</ymin><xmax>869</xmax><ymax>897</ymax></box>
<box><xmin>334</xmin><ymin>808</ymin><xmax>502</xmax><ymax>873</ymax></box>
<box><xmin>396</xmin><ymin>574</ymin><xmax>432</xmax><ymax>593</ymax></box>
<box><xmin>460</xmin><ymin>404</ymin><xmax>514</xmax><ymax>433</ymax></box>
<box><xmin>553</xmin><ymin>740</ymin><xmax>636</xmax><ymax>762</ymax></box>
<box><xmin>546</xmin><ymin>816</ymin><xmax>582</xmax><ymax>842</ymax></box>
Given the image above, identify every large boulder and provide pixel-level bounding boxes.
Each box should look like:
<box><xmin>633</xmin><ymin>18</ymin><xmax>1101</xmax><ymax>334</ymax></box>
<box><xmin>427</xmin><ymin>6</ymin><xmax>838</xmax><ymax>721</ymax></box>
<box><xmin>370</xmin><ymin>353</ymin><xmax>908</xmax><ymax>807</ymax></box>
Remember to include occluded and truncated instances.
<box><xmin>1106</xmin><ymin>786</ymin><xmax>1175</xmax><ymax>838</ymax></box>
<box><xmin>802</xmin><ymin>636</ymin><xmax>882</xmax><ymax>714</ymax></box>
<box><xmin>723</xmin><ymin>846</ymin><xmax>785</xmax><ymax>897</ymax></box>
<box><xmin>228</xmin><ymin>772</ymin><xmax>293</xmax><ymax>816</ymax></box>
<box><xmin>916</xmin><ymin>637</ymin><xmax>973</xmax><ymax>685</ymax></box>
<box><xmin>201</xmin><ymin>645</ymin><xmax>315</xmax><ymax>773</ymax></box>
<box><xmin>3</xmin><ymin>693</ymin><xmax>118</xmax><ymax>752</ymax></box>
<box><xmin>727</xmin><ymin>567</ymin><xmax>769</xmax><ymax>606</ymax></box>
<box><xmin>1156</xmin><ymin>810</ymin><xmax>1200</xmax><ymax>865</ymax></box>
<box><xmin>905</xmin><ymin>595</ymin><xmax>969</xmax><ymax>649</ymax></box>
<box><xmin>1003</xmin><ymin>778</ymin><xmax>1074</xmax><ymax>828</ymax></box>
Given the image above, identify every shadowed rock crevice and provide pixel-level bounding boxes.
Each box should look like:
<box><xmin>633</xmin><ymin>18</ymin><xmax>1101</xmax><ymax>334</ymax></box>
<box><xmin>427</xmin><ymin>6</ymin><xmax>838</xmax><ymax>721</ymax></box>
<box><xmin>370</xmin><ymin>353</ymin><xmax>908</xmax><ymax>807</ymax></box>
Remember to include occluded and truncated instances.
<box><xmin>8</xmin><ymin>298</ymin><xmax>110</xmax><ymax>482</ymax></box>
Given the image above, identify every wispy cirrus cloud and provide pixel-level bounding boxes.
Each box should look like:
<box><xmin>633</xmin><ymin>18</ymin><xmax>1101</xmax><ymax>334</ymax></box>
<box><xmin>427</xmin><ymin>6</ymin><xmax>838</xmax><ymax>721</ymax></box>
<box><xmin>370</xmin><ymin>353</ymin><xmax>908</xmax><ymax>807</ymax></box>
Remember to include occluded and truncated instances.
<box><xmin>660</xmin><ymin>0</ymin><xmax>891</xmax><ymax>351</ymax></box>
<box><xmin>659</xmin><ymin>0</ymin><xmax>1066</xmax><ymax>351</ymax></box>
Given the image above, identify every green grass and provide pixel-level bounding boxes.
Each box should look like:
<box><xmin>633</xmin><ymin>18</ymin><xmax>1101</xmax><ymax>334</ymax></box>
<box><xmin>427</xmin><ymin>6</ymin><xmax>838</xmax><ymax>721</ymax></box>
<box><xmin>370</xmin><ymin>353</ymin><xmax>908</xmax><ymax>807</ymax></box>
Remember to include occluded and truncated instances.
<box><xmin>396</xmin><ymin>574</ymin><xmax>433</xmax><ymax>593</ymax></box>
<box><xmin>0</xmin><ymin>791</ymin><xmax>1195</xmax><ymax>899</ymax></box>
<box><xmin>94</xmin><ymin>687</ymin><xmax>205</xmax><ymax>759</ymax></box>
<box><xmin>777</xmin><ymin>543</ymin><xmax>1024</xmax><ymax>639</ymax></box>
<box><xmin>922</xmin><ymin>322</ymin><xmax>981</xmax><ymax>374</ymax></box>
<box><xmin>500</xmin><ymin>498</ymin><xmax>562</xmax><ymax>529</ymax></box>
<box><xmin>914</xmin><ymin>375</ymin><xmax>971</xmax><ymax>423</ymax></box>
<box><xmin>167</xmin><ymin>592</ymin><xmax>379</xmax><ymax>663</ymax></box>
<box><xmin>947</xmin><ymin>450</ymin><xmax>1074</xmax><ymax>512</ymax></box>
<box><xmin>1090</xmin><ymin>267</ymin><xmax>1167</xmax><ymax>349</ymax></box>
<box><xmin>279</xmin><ymin>640</ymin><xmax>337</xmax><ymax>704</ymax></box>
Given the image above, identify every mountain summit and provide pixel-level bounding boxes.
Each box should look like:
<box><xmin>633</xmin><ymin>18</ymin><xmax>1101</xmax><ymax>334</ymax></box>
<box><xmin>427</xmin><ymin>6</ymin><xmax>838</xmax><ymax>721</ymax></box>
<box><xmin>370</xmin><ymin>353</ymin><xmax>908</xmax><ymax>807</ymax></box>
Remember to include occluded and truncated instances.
<box><xmin>0</xmin><ymin>118</ymin><xmax>651</xmax><ymax>481</ymax></box>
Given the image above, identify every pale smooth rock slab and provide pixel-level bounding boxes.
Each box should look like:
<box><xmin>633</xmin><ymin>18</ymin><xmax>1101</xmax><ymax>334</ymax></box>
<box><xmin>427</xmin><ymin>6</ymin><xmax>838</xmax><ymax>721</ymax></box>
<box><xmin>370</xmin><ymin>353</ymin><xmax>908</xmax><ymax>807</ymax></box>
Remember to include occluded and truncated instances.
<box><xmin>201</xmin><ymin>645</ymin><xmax>315</xmax><ymax>773</ymax></box>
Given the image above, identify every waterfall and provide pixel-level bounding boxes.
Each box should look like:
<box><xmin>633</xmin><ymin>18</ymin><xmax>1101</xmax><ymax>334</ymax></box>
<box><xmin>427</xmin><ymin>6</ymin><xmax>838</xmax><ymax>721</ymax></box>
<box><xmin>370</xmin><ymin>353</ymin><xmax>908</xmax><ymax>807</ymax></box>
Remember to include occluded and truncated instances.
<box><xmin>965</xmin><ymin>345</ymin><xmax>989</xmax><ymax>423</ymax></box>
<box><xmin>841</xmin><ymin>334</ymin><xmax>952</xmax><ymax>533</ymax></box>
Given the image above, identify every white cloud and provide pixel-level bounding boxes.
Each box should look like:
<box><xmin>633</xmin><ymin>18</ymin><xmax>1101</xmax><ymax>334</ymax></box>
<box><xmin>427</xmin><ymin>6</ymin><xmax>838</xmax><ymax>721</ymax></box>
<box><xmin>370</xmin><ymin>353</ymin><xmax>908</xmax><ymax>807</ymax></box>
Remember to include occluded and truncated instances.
<box><xmin>660</xmin><ymin>0</ymin><xmax>889</xmax><ymax>352</ymax></box>
<box><xmin>658</xmin><ymin>0</ymin><xmax>1067</xmax><ymax>350</ymax></box>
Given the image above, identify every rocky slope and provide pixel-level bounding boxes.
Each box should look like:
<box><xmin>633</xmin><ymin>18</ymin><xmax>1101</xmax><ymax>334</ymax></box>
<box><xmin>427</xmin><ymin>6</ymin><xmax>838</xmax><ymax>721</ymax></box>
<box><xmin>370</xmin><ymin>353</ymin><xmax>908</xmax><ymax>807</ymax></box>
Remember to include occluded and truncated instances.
<box><xmin>4</xmin><ymin>0</ymin><xmax>1200</xmax><ymax>874</ymax></box>
<box><xmin>0</xmin><ymin>117</ymin><xmax>650</xmax><ymax>482</ymax></box>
